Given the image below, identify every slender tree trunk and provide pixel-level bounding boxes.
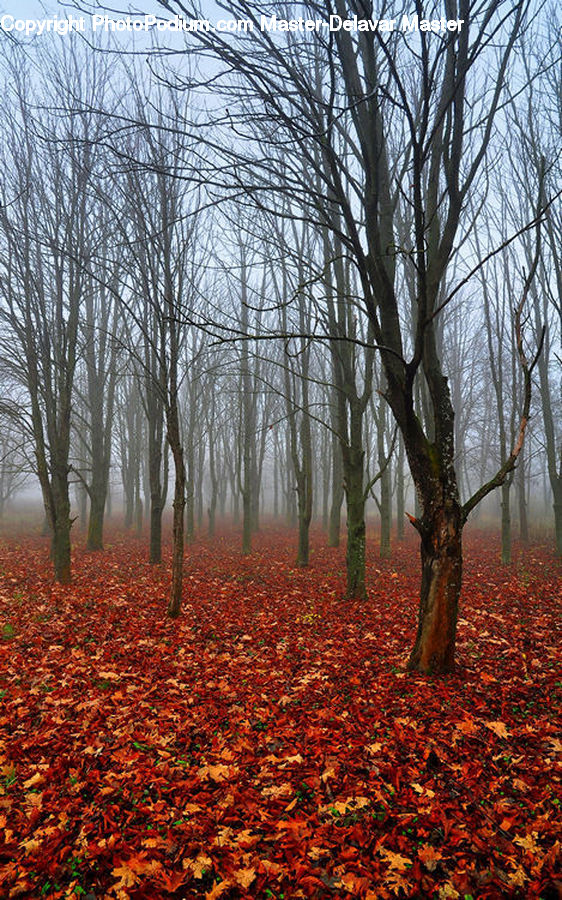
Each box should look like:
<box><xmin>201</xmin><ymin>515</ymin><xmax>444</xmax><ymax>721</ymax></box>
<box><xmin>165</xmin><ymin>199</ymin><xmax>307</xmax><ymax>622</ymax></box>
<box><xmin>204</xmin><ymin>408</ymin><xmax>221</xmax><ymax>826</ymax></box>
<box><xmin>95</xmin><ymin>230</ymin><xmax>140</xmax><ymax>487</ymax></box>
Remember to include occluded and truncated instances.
<box><xmin>517</xmin><ymin>448</ymin><xmax>529</xmax><ymax>543</ymax></box>
<box><xmin>51</xmin><ymin>467</ymin><xmax>72</xmax><ymax>584</ymax></box>
<box><xmin>87</xmin><ymin>489</ymin><xmax>106</xmax><ymax>552</ymax></box>
<box><xmin>396</xmin><ymin>434</ymin><xmax>405</xmax><ymax>541</ymax></box>
<box><xmin>242</xmin><ymin>486</ymin><xmax>252</xmax><ymax>555</ymax></box>
<box><xmin>168</xmin><ymin>441</ymin><xmax>186</xmax><ymax>618</ymax></box>
<box><xmin>295</xmin><ymin>421</ymin><xmax>312</xmax><ymax>567</ymax></box>
<box><xmin>501</xmin><ymin>481</ymin><xmax>511</xmax><ymax>565</ymax></box>
<box><xmin>185</xmin><ymin>429</ymin><xmax>195</xmax><ymax>545</ymax></box>
<box><xmin>150</xmin><ymin>501</ymin><xmax>163</xmax><ymax>564</ymax></box>
<box><xmin>273</xmin><ymin>450</ymin><xmax>279</xmax><ymax>519</ymax></box>
<box><xmin>378</xmin><ymin>398</ymin><xmax>391</xmax><ymax>559</ymax></box>
<box><xmin>328</xmin><ymin>432</ymin><xmax>343</xmax><ymax>547</ymax></box>
<box><xmin>553</xmin><ymin>488</ymin><xmax>562</xmax><ymax>557</ymax></box>
<box><xmin>297</xmin><ymin>495</ymin><xmax>311</xmax><ymax>567</ymax></box>
<box><xmin>343</xmin><ymin>445</ymin><xmax>366</xmax><ymax>600</ymax></box>
<box><xmin>321</xmin><ymin>432</ymin><xmax>330</xmax><ymax>531</ymax></box>
<box><xmin>76</xmin><ymin>483</ymin><xmax>87</xmax><ymax>532</ymax></box>
<box><xmin>148</xmin><ymin>410</ymin><xmax>165</xmax><ymax>564</ymax></box>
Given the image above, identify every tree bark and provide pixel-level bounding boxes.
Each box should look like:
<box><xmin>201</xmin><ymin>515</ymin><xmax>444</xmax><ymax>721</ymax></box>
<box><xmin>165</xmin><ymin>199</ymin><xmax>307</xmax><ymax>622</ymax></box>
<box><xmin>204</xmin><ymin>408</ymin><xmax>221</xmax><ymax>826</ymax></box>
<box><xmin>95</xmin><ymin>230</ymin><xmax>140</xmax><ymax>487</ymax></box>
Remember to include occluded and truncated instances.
<box><xmin>343</xmin><ymin>444</ymin><xmax>366</xmax><ymax>600</ymax></box>
<box><xmin>168</xmin><ymin>440</ymin><xmax>186</xmax><ymax>618</ymax></box>
<box><xmin>408</xmin><ymin>500</ymin><xmax>462</xmax><ymax>674</ymax></box>
<box><xmin>501</xmin><ymin>481</ymin><xmax>512</xmax><ymax>565</ymax></box>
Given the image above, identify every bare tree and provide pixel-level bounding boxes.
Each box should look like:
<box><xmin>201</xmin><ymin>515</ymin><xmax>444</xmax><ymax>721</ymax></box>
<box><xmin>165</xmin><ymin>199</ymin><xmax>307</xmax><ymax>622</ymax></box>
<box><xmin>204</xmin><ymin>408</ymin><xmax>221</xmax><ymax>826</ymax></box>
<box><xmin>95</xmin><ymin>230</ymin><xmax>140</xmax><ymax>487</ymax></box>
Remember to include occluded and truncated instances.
<box><xmin>161</xmin><ymin>0</ymin><xmax>543</xmax><ymax>671</ymax></box>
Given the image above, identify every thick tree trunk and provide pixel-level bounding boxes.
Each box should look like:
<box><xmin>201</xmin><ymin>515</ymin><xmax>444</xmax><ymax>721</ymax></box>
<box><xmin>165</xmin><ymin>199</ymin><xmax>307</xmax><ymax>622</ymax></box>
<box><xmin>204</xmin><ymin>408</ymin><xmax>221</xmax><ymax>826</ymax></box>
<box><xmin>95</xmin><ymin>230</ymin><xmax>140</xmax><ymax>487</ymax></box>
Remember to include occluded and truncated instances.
<box><xmin>87</xmin><ymin>447</ymin><xmax>108</xmax><ymax>551</ymax></box>
<box><xmin>52</xmin><ymin>523</ymin><xmax>72</xmax><ymax>584</ymax></box>
<box><xmin>407</xmin><ymin>502</ymin><xmax>462</xmax><ymax>674</ymax></box>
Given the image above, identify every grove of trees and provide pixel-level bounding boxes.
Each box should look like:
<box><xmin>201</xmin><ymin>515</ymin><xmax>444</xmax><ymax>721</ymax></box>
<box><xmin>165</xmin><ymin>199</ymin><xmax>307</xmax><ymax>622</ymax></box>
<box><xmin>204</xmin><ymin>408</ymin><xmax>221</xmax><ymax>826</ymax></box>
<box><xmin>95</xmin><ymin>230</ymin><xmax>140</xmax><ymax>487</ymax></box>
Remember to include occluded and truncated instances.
<box><xmin>0</xmin><ymin>1</ymin><xmax>560</xmax><ymax>673</ymax></box>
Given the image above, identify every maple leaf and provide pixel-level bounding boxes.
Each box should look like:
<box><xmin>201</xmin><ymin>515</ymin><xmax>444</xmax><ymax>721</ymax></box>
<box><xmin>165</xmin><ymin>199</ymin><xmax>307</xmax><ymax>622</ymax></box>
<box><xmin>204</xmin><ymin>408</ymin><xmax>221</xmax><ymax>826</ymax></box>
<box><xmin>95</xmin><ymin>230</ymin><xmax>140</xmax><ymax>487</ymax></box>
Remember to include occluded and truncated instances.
<box><xmin>417</xmin><ymin>844</ymin><xmax>443</xmax><ymax>871</ymax></box>
<box><xmin>485</xmin><ymin>720</ymin><xmax>510</xmax><ymax>739</ymax></box>
<box><xmin>158</xmin><ymin>870</ymin><xmax>187</xmax><ymax>892</ymax></box>
<box><xmin>234</xmin><ymin>868</ymin><xmax>256</xmax><ymax>888</ymax></box>
<box><xmin>112</xmin><ymin>863</ymin><xmax>138</xmax><ymax>888</ymax></box>
<box><xmin>205</xmin><ymin>880</ymin><xmax>231</xmax><ymax>900</ymax></box>
<box><xmin>384</xmin><ymin>870</ymin><xmax>410</xmax><ymax>895</ymax></box>
<box><xmin>366</xmin><ymin>742</ymin><xmax>383</xmax><ymax>754</ymax></box>
<box><xmin>507</xmin><ymin>866</ymin><xmax>528</xmax><ymax>887</ymax></box>
<box><xmin>185</xmin><ymin>854</ymin><xmax>213</xmax><ymax>878</ymax></box>
<box><xmin>379</xmin><ymin>848</ymin><xmax>412</xmax><ymax>871</ymax></box>
<box><xmin>513</xmin><ymin>832</ymin><xmax>539</xmax><ymax>853</ymax></box>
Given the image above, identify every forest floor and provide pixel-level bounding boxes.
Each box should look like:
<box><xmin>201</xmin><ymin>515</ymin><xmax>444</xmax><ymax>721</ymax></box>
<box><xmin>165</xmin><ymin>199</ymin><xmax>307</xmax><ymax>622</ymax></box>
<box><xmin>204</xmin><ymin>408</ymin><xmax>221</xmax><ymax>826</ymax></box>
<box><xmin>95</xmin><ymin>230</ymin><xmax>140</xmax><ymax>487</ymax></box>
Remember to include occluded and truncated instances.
<box><xmin>0</xmin><ymin>524</ymin><xmax>560</xmax><ymax>900</ymax></box>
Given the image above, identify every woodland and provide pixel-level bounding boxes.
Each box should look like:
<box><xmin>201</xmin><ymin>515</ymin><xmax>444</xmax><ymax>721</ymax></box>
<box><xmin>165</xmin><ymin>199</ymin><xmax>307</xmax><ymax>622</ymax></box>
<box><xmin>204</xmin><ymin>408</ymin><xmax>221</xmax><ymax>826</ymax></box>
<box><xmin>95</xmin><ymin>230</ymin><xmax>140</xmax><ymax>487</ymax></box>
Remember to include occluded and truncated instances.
<box><xmin>0</xmin><ymin>0</ymin><xmax>561</xmax><ymax>897</ymax></box>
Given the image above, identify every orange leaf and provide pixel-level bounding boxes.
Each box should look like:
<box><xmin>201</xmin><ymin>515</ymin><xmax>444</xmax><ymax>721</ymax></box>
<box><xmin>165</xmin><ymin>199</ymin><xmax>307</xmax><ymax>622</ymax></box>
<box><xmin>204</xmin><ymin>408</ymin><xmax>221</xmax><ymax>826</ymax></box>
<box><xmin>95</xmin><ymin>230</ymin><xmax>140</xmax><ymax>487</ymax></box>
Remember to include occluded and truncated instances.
<box><xmin>234</xmin><ymin>868</ymin><xmax>256</xmax><ymax>888</ymax></box>
<box><xmin>485</xmin><ymin>720</ymin><xmax>510</xmax><ymax>739</ymax></box>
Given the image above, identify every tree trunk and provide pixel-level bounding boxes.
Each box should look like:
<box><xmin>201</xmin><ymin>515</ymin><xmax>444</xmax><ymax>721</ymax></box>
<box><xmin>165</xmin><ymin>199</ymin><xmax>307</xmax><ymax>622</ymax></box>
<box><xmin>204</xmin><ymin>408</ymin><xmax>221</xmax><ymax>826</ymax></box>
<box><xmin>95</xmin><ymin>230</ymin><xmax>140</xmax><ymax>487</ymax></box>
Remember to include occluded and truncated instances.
<box><xmin>380</xmin><ymin>466</ymin><xmax>392</xmax><ymax>559</ymax></box>
<box><xmin>378</xmin><ymin>400</ymin><xmax>392</xmax><ymax>559</ymax></box>
<box><xmin>554</xmin><ymin>489</ymin><xmax>562</xmax><ymax>557</ymax></box>
<box><xmin>150</xmin><ymin>501</ymin><xmax>163</xmax><ymax>564</ymax></box>
<box><xmin>517</xmin><ymin>450</ymin><xmax>529</xmax><ymax>544</ymax></box>
<box><xmin>328</xmin><ymin>433</ymin><xmax>343</xmax><ymax>548</ymax></box>
<box><xmin>501</xmin><ymin>481</ymin><xmax>511</xmax><ymax>565</ymax></box>
<box><xmin>185</xmin><ymin>429</ymin><xmax>195</xmax><ymax>545</ymax></box>
<box><xmin>407</xmin><ymin>503</ymin><xmax>462</xmax><ymax>673</ymax></box>
<box><xmin>87</xmin><ymin>489</ymin><xmax>106</xmax><ymax>552</ymax></box>
<box><xmin>168</xmin><ymin>445</ymin><xmax>186</xmax><ymax>618</ymax></box>
<box><xmin>51</xmin><ymin>470</ymin><xmax>72</xmax><ymax>584</ymax></box>
<box><xmin>297</xmin><ymin>509</ymin><xmax>310</xmax><ymax>567</ymax></box>
<box><xmin>344</xmin><ymin>446</ymin><xmax>366</xmax><ymax>600</ymax></box>
<box><xmin>273</xmin><ymin>450</ymin><xmax>279</xmax><ymax>519</ymax></box>
<box><xmin>52</xmin><ymin>522</ymin><xmax>72</xmax><ymax>584</ymax></box>
<box><xmin>148</xmin><ymin>412</ymin><xmax>165</xmax><ymax>564</ymax></box>
<box><xmin>242</xmin><ymin>487</ymin><xmax>252</xmax><ymax>554</ymax></box>
<box><xmin>396</xmin><ymin>435</ymin><xmax>405</xmax><ymax>541</ymax></box>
